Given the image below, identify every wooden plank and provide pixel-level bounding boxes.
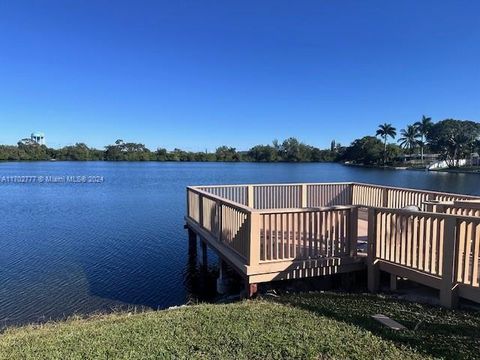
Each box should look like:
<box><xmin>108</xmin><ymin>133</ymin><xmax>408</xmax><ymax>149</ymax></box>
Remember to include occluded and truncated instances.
<box><xmin>431</xmin><ymin>217</ymin><xmax>438</xmax><ymax>274</ymax></box>
<box><xmin>456</xmin><ymin>221</ymin><xmax>466</xmax><ymax>282</ymax></box>
<box><xmin>419</xmin><ymin>216</ymin><xmax>425</xmax><ymax>271</ymax></box>
<box><xmin>378</xmin><ymin>261</ymin><xmax>442</xmax><ymax>289</ymax></box>
<box><xmin>412</xmin><ymin>215</ymin><xmax>418</xmax><ymax>268</ymax></box>
<box><xmin>249</xmin><ymin>260</ymin><xmax>365</xmax><ymax>283</ymax></box>
<box><xmin>368</xmin><ymin>208</ymin><xmax>380</xmax><ymax>292</ymax></box>
<box><xmin>251</xmin><ymin>256</ymin><xmax>364</xmax><ymax>274</ymax></box>
<box><xmin>464</xmin><ymin>222</ymin><xmax>473</xmax><ymax>284</ymax></box>
<box><xmin>472</xmin><ymin>224</ymin><xmax>480</xmax><ymax>287</ymax></box>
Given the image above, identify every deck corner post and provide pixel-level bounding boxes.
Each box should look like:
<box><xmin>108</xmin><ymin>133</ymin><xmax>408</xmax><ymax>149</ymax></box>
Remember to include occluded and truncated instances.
<box><xmin>247</xmin><ymin>185</ymin><xmax>254</xmax><ymax>208</ymax></box>
<box><xmin>199</xmin><ymin>195</ymin><xmax>204</xmax><ymax>227</ymax></box>
<box><xmin>247</xmin><ymin>212</ymin><xmax>261</xmax><ymax>267</ymax></box>
<box><xmin>367</xmin><ymin>208</ymin><xmax>380</xmax><ymax>293</ymax></box>
<box><xmin>349</xmin><ymin>207</ymin><xmax>358</xmax><ymax>257</ymax></box>
<box><xmin>440</xmin><ymin>216</ymin><xmax>458</xmax><ymax>308</ymax></box>
<box><xmin>186</xmin><ymin>187</ymin><xmax>191</xmax><ymax>218</ymax></box>
<box><xmin>301</xmin><ymin>184</ymin><xmax>307</xmax><ymax>207</ymax></box>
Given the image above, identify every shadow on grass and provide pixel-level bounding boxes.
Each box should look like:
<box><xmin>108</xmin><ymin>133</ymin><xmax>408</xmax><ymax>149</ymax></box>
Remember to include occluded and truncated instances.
<box><xmin>272</xmin><ymin>292</ymin><xmax>480</xmax><ymax>360</ymax></box>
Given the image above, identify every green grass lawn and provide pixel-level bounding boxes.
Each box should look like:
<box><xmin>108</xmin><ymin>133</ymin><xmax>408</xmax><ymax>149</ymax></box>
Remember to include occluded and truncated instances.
<box><xmin>0</xmin><ymin>292</ymin><xmax>478</xmax><ymax>360</ymax></box>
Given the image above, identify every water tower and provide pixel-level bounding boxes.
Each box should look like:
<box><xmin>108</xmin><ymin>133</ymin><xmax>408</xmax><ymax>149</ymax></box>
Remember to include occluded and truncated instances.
<box><xmin>31</xmin><ymin>132</ymin><xmax>45</xmax><ymax>145</ymax></box>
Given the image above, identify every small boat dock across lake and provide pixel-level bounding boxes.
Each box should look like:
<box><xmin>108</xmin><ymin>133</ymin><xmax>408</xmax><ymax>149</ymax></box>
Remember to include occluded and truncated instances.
<box><xmin>185</xmin><ymin>182</ymin><xmax>480</xmax><ymax>308</ymax></box>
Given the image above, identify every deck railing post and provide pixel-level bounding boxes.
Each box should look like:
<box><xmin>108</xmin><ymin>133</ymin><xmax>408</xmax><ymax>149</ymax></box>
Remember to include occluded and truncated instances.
<box><xmin>382</xmin><ymin>188</ymin><xmax>389</xmax><ymax>207</ymax></box>
<box><xmin>247</xmin><ymin>185</ymin><xmax>254</xmax><ymax>208</ymax></box>
<box><xmin>425</xmin><ymin>193</ymin><xmax>436</xmax><ymax>212</ymax></box>
<box><xmin>301</xmin><ymin>184</ymin><xmax>307</xmax><ymax>207</ymax></box>
<box><xmin>440</xmin><ymin>216</ymin><xmax>458</xmax><ymax>308</ymax></box>
<box><xmin>247</xmin><ymin>212</ymin><xmax>260</xmax><ymax>267</ymax></box>
<box><xmin>348</xmin><ymin>207</ymin><xmax>358</xmax><ymax>257</ymax></box>
<box><xmin>216</xmin><ymin>200</ymin><xmax>222</xmax><ymax>242</ymax></box>
<box><xmin>367</xmin><ymin>208</ymin><xmax>380</xmax><ymax>293</ymax></box>
<box><xmin>186</xmin><ymin>188</ymin><xmax>191</xmax><ymax>218</ymax></box>
<box><xmin>199</xmin><ymin>194</ymin><xmax>204</xmax><ymax>227</ymax></box>
<box><xmin>349</xmin><ymin>183</ymin><xmax>355</xmax><ymax>206</ymax></box>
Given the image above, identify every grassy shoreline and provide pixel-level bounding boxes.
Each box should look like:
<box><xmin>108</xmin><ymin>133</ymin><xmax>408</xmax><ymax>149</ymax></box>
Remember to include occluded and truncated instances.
<box><xmin>1</xmin><ymin>292</ymin><xmax>478</xmax><ymax>360</ymax></box>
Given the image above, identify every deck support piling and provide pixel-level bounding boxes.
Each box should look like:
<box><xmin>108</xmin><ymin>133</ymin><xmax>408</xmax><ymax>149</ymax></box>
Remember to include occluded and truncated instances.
<box><xmin>246</xmin><ymin>282</ymin><xmax>258</xmax><ymax>298</ymax></box>
<box><xmin>390</xmin><ymin>275</ymin><xmax>398</xmax><ymax>291</ymax></box>
<box><xmin>187</xmin><ymin>227</ymin><xmax>197</xmax><ymax>256</ymax></box>
<box><xmin>216</xmin><ymin>260</ymin><xmax>231</xmax><ymax>294</ymax></box>
<box><xmin>201</xmin><ymin>239</ymin><xmax>208</xmax><ymax>268</ymax></box>
<box><xmin>188</xmin><ymin>227</ymin><xmax>196</xmax><ymax>244</ymax></box>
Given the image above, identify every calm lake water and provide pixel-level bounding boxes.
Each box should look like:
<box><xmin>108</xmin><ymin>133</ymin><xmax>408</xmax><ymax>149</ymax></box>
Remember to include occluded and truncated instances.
<box><xmin>1</xmin><ymin>162</ymin><xmax>479</xmax><ymax>326</ymax></box>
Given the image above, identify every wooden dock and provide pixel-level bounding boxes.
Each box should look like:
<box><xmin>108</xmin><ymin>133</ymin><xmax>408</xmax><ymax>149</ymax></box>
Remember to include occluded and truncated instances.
<box><xmin>185</xmin><ymin>182</ymin><xmax>480</xmax><ymax>307</ymax></box>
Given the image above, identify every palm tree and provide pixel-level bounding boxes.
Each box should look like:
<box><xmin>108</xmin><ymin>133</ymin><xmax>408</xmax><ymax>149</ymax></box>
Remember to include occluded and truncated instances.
<box><xmin>414</xmin><ymin>115</ymin><xmax>433</xmax><ymax>164</ymax></box>
<box><xmin>376</xmin><ymin>123</ymin><xmax>397</xmax><ymax>164</ymax></box>
<box><xmin>398</xmin><ymin>125</ymin><xmax>421</xmax><ymax>155</ymax></box>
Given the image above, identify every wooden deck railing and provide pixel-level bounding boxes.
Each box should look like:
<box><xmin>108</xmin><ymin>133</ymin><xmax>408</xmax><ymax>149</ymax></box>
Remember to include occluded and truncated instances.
<box><xmin>368</xmin><ymin>207</ymin><xmax>480</xmax><ymax>307</ymax></box>
<box><xmin>197</xmin><ymin>185</ymin><xmax>249</xmax><ymax>206</ymax></box>
<box><xmin>257</xmin><ymin>206</ymin><xmax>358</xmax><ymax>262</ymax></box>
<box><xmin>199</xmin><ymin>183</ymin><xmax>354</xmax><ymax>209</ymax></box>
<box><xmin>198</xmin><ymin>182</ymin><xmax>480</xmax><ymax>211</ymax></box>
<box><xmin>369</xmin><ymin>208</ymin><xmax>448</xmax><ymax>278</ymax></box>
<box><xmin>433</xmin><ymin>201</ymin><xmax>480</xmax><ymax>217</ymax></box>
<box><xmin>187</xmin><ymin>187</ymin><xmax>251</xmax><ymax>262</ymax></box>
<box><xmin>351</xmin><ymin>183</ymin><xmax>479</xmax><ymax>209</ymax></box>
<box><xmin>456</xmin><ymin>217</ymin><xmax>480</xmax><ymax>289</ymax></box>
<box><xmin>186</xmin><ymin>186</ymin><xmax>361</xmax><ymax>282</ymax></box>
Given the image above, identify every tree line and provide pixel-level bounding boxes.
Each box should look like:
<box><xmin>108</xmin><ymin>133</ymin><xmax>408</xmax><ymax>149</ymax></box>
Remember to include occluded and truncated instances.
<box><xmin>0</xmin><ymin>138</ymin><xmax>338</xmax><ymax>162</ymax></box>
<box><xmin>341</xmin><ymin>117</ymin><xmax>480</xmax><ymax>168</ymax></box>
<box><xmin>2</xmin><ymin>118</ymin><xmax>478</xmax><ymax>167</ymax></box>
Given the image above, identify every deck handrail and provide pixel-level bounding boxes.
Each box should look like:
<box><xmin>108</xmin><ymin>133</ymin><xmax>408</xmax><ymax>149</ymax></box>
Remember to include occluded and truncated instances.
<box><xmin>193</xmin><ymin>181</ymin><xmax>480</xmax><ymax>199</ymax></box>
<box><xmin>187</xmin><ymin>186</ymin><xmax>253</xmax><ymax>213</ymax></box>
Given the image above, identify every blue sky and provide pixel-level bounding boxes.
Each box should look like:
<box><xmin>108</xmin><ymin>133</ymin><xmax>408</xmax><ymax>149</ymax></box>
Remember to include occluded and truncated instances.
<box><xmin>1</xmin><ymin>1</ymin><xmax>479</xmax><ymax>151</ymax></box>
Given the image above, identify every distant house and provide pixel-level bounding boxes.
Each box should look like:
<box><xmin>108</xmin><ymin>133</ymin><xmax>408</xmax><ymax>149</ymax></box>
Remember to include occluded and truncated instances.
<box><xmin>399</xmin><ymin>153</ymin><xmax>440</xmax><ymax>166</ymax></box>
<box><xmin>470</xmin><ymin>152</ymin><xmax>479</xmax><ymax>166</ymax></box>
